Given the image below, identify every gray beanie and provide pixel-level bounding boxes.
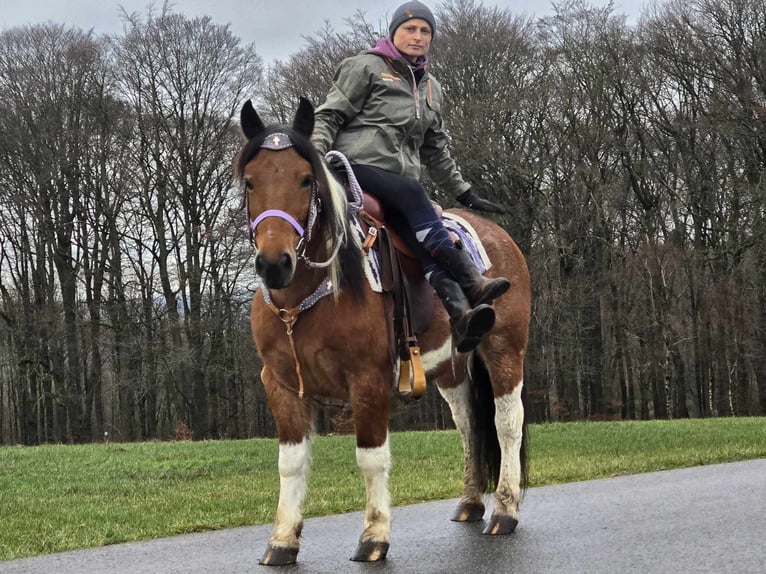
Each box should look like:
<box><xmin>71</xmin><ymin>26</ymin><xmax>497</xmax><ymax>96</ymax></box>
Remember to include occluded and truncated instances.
<box><xmin>388</xmin><ymin>1</ymin><xmax>436</xmax><ymax>38</ymax></box>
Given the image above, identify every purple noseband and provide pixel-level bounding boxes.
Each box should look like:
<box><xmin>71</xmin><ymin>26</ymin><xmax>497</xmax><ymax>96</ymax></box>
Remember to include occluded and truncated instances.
<box><xmin>247</xmin><ymin>132</ymin><xmax>312</xmax><ymax>239</ymax></box>
<box><xmin>250</xmin><ymin>209</ymin><xmax>305</xmax><ymax>237</ymax></box>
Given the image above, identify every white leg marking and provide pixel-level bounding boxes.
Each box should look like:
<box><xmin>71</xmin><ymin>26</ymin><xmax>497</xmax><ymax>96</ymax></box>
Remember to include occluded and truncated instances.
<box><xmin>439</xmin><ymin>382</ymin><xmax>483</xmax><ymax>501</ymax></box>
<box><xmin>421</xmin><ymin>336</ymin><xmax>453</xmax><ymax>374</ymax></box>
<box><xmin>356</xmin><ymin>435</ymin><xmax>391</xmax><ymax>542</ymax></box>
<box><xmin>495</xmin><ymin>382</ymin><xmax>524</xmax><ymax>514</ymax></box>
<box><xmin>439</xmin><ymin>383</ymin><xmax>472</xmax><ymax>441</ymax></box>
<box><xmin>271</xmin><ymin>437</ymin><xmax>311</xmax><ymax>547</ymax></box>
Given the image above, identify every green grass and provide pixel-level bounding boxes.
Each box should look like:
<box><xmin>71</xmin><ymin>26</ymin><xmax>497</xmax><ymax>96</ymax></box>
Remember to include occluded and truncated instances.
<box><xmin>1</xmin><ymin>417</ymin><xmax>765</xmax><ymax>561</ymax></box>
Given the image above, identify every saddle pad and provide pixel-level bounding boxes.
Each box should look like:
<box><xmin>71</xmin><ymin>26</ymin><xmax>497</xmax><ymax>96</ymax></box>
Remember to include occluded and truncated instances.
<box><xmin>442</xmin><ymin>212</ymin><xmax>491</xmax><ymax>273</ymax></box>
<box><xmin>354</xmin><ymin>211</ymin><xmax>491</xmax><ymax>294</ymax></box>
<box><xmin>351</xmin><ymin>216</ymin><xmax>384</xmax><ymax>293</ymax></box>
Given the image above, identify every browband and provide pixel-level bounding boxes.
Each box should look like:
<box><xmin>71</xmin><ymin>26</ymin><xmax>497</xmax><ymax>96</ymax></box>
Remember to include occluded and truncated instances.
<box><xmin>261</xmin><ymin>132</ymin><xmax>293</xmax><ymax>150</ymax></box>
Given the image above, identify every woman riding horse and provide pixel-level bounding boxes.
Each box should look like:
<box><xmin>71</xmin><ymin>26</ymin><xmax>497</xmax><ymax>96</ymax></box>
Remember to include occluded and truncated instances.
<box><xmin>237</xmin><ymin>1</ymin><xmax>531</xmax><ymax>565</ymax></box>
<box><xmin>312</xmin><ymin>0</ymin><xmax>510</xmax><ymax>353</ymax></box>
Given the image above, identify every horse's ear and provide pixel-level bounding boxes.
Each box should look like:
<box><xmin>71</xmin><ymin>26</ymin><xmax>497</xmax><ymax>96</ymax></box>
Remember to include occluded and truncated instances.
<box><xmin>241</xmin><ymin>99</ymin><xmax>265</xmax><ymax>140</ymax></box>
<box><xmin>292</xmin><ymin>97</ymin><xmax>314</xmax><ymax>138</ymax></box>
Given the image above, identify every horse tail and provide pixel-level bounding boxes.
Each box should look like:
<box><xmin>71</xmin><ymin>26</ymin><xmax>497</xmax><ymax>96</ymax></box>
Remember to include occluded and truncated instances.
<box><xmin>468</xmin><ymin>352</ymin><xmax>501</xmax><ymax>492</ymax></box>
<box><xmin>468</xmin><ymin>353</ymin><xmax>528</xmax><ymax>495</ymax></box>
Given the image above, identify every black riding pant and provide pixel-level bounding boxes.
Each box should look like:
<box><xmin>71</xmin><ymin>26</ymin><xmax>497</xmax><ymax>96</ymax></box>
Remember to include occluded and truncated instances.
<box><xmin>351</xmin><ymin>164</ymin><xmax>454</xmax><ymax>278</ymax></box>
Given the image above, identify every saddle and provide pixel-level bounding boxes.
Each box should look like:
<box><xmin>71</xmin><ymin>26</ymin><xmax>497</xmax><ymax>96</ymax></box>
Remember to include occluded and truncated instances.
<box><xmin>358</xmin><ymin>193</ymin><xmax>442</xmax><ymax>401</ymax></box>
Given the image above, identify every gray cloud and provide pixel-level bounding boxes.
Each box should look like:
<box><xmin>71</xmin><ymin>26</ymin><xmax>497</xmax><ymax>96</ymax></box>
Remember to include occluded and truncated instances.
<box><xmin>1</xmin><ymin>0</ymin><xmax>645</xmax><ymax>63</ymax></box>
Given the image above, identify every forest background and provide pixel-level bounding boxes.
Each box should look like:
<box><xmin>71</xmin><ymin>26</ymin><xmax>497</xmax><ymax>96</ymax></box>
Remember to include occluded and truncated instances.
<box><xmin>1</xmin><ymin>0</ymin><xmax>765</xmax><ymax>444</ymax></box>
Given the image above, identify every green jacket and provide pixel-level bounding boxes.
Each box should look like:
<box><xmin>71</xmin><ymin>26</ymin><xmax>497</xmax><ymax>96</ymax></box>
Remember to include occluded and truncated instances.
<box><xmin>312</xmin><ymin>52</ymin><xmax>471</xmax><ymax>198</ymax></box>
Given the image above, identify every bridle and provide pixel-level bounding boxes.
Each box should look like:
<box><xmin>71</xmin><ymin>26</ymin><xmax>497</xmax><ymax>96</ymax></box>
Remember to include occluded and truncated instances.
<box><xmin>245</xmin><ymin>132</ymin><xmax>341</xmax><ymax>270</ymax></box>
<box><xmin>244</xmin><ymin>130</ymin><xmax>347</xmax><ymax>402</ymax></box>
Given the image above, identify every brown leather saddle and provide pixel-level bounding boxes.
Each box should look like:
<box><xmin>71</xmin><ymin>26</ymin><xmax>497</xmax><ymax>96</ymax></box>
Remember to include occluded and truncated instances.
<box><xmin>360</xmin><ymin>193</ymin><xmax>437</xmax><ymax>333</ymax></box>
<box><xmin>358</xmin><ymin>193</ymin><xmax>460</xmax><ymax>400</ymax></box>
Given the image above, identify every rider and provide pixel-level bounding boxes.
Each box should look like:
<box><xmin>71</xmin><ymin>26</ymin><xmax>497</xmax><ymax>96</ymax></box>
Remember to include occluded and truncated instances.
<box><xmin>311</xmin><ymin>0</ymin><xmax>510</xmax><ymax>353</ymax></box>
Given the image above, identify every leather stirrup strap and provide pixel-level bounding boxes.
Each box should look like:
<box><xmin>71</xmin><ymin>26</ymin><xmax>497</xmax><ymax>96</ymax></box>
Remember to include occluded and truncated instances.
<box><xmin>388</xmin><ymin>234</ymin><xmax>426</xmax><ymax>399</ymax></box>
<box><xmin>367</xmin><ymin>219</ymin><xmax>426</xmax><ymax>400</ymax></box>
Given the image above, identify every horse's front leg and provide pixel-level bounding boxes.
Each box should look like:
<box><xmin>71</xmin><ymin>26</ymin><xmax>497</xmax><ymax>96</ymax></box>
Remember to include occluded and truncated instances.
<box><xmin>259</xmin><ymin>368</ymin><xmax>314</xmax><ymax>566</ymax></box>
<box><xmin>350</xmin><ymin>379</ymin><xmax>392</xmax><ymax>562</ymax></box>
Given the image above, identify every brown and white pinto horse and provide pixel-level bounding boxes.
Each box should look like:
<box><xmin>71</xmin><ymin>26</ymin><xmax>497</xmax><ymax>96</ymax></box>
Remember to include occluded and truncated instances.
<box><xmin>236</xmin><ymin>98</ymin><xmax>531</xmax><ymax>565</ymax></box>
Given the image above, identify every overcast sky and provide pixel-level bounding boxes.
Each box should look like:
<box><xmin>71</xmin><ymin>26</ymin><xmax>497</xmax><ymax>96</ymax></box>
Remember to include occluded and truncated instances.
<box><xmin>2</xmin><ymin>0</ymin><xmax>651</xmax><ymax>63</ymax></box>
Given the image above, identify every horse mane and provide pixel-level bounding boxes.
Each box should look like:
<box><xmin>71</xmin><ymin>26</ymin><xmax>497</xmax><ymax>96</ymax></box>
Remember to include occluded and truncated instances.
<box><xmin>236</xmin><ymin>124</ymin><xmax>366</xmax><ymax>301</ymax></box>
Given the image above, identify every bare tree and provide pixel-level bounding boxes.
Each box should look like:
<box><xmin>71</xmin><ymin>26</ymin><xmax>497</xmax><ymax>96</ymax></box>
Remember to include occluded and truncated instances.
<box><xmin>431</xmin><ymin>0</ymin><xmax>542</xmax><ymax>251</ymax></box>
<box><xmin>0</xmin><ymin>24</ymin><xmax>122</xmax><ymax>442</ymax></box>
<box><xmin>3</xmin><ymin>0</ymin><xmax>766</xmax><ymax>445</ymax></box>
<box><xmin>258</xmin><ymin>11</ymin><xmax>381</xmax><ymax>119</ymax></box>
<box><xmin>114</xmin><ymin>5</ymin><xmax>261</xmax><ymax>438</ymax></box>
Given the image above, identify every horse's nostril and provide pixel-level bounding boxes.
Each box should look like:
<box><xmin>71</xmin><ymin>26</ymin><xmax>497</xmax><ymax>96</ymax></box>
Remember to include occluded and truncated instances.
<box><xmin>255</xmin><ymin>253</ymin><xmax>293</xmax><ymax>286</ymax></box>
<box><xmin>255</xmin><ymin>254</ymin><xmax>266</xmax><ymax>276</ymax></box>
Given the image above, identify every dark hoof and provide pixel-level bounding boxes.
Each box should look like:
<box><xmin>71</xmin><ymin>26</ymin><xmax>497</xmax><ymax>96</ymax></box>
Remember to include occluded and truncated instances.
<box><xmin>482</xmin><ymin>513</ymin><xmax>519</xmax><ymax>535</ymax></box>
<box><xmin>260</xmin><ymin>544</ymin><xmax>299</xmax><ymax>566</ymax></box>
<box><xmin>350</xmin><ymin>540</ymin><xmax>389</xmax><ymax>562</ymax></box>
<box><xmin>455</xmin><ymin>304</ymin><xmax>495</xmax><ymax>353</ymax></box>
<box><xmin>451</xmin><ymin>501</ymin><xmax>485</xmax><ymax>522</ymax></box>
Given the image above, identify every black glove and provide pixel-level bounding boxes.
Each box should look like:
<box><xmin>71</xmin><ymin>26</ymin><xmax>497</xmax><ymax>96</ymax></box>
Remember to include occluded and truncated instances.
<box><xmin>456</xmin><ymin>189</ymin><xmax>506</xmax><ymax>214</ymax></box>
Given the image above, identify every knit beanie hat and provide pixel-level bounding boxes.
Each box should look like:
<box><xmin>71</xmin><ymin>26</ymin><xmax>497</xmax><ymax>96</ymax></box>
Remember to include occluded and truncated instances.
<box><xmin>388</xmin><ymin>1</ymin><xmax>436</xmax><ymax>38</ymax></box>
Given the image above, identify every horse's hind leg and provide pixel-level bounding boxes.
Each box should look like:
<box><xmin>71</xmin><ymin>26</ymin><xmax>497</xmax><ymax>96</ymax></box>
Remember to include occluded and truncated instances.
<box><xmin>438</xmin><ymin>379</ymin><xmax>487</xmax><ymax>523</ymax></box>
<box><xmin>259</xmin><ymin>369</ymin><xmax>314</xmax><ymax>566</ymax></box>
<box><xmin>438</xmin><ymin>352</ymin><xmax>526</xmax><ymax>534</ymax></box>
<box><xmin>349</xmin><ymin>380</ymin><xmax>392</xmax><ymax>562</ymax></box>
<box><xmin>485</xmin><ymin>377</ymin><xmax>524</xmax><ymax>534</ymax></box>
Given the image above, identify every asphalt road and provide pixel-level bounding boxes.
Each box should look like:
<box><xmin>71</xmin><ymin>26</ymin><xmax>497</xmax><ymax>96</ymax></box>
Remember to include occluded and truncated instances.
<box><xmin>3</xmin><ymin>458</ymin><xmax>765</xmax><ymax>574</ymax></box>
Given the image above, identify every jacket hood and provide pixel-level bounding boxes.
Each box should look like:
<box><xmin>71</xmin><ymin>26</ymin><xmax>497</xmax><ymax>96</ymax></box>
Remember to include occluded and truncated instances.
<box><xmin>368</xmin><ymin>37</ymin><xmax>428</xmax><ymax>72</ymax></box>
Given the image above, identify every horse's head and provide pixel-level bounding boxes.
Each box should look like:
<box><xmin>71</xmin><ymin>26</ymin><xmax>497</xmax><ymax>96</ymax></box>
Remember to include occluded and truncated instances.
<box><xmin>237</xmin><ymin>98</ymin><xmax>323</xmax><ymax>290</ymax></box>
<box><xmin>236</xmin><ymin>98</ymin><xmax>365</xmax><ymax>299</ymax></box>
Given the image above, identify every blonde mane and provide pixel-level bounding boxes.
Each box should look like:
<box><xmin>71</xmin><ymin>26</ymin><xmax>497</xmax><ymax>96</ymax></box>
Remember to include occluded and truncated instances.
<box><xmin>321</xmin><ymin>161</ymin><xmax>362</xmax><ymax>299</ymax></box>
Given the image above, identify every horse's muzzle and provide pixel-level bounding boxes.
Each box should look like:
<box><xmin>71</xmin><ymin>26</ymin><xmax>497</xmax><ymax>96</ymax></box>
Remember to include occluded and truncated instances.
<box><xmin>255</xmin><ymin>252</ymin><xmax>295</xmax><ymax>289</ymax></box>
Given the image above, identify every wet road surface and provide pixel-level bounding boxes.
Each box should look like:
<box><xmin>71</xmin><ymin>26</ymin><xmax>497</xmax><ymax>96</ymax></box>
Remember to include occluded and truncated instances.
<box><xmin>3</xmin><ymin>458</ymin><xmax>765</xmax><ymax>573</ymax></box>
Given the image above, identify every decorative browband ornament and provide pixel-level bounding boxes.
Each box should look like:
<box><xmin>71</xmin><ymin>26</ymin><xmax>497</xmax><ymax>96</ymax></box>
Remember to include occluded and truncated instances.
<box><xmin>262</xmin><ymin>132</ymin><xmax>293</xmax><ymax>150</ymax></box>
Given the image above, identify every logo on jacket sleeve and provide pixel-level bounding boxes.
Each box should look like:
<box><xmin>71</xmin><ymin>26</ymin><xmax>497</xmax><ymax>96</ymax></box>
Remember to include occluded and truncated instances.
<box><xmin>380</xmin><ymin>72</ymin><xmax>401</xmax><ymax>82</ymax></box>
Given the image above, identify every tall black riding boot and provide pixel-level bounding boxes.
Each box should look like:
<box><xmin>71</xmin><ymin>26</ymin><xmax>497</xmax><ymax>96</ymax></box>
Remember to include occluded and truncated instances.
<box><xmin>430</xmin><ymin>273</ymin><xmax>496</xmax><ymax>353</ymax></box>
<box><xmin>432</xmin><ymin>244</ymin><xmax>511</xmax><ymax>307</ymax></box>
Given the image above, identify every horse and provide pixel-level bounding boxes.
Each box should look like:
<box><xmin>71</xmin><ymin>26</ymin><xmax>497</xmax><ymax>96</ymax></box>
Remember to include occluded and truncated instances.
<box><xmin>236</xmin><ymin>97</ymin><xmax>531</xmax><ymax>565</ymax></box>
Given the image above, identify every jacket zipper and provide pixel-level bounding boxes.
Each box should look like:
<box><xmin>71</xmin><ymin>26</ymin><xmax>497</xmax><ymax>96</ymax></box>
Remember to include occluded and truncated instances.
<box><xmin>407</xmin><ymin>66</ymin><xmax>421</xmax><ymax>119</ymax></box>
<box><xmin>390</xmin><ymin>60</ymin><xmax>423</xmax><ymax>175</ymax></box>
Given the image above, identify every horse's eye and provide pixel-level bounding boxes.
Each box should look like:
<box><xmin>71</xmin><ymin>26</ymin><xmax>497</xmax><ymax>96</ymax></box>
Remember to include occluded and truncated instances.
<box><xmin>243</xmin><ymin>180</ymin><xmax>253</xmax><ymax>191</ymax></box>
<box><xmin>301</xmin><ymin>175</ymin><xmax>313</xmax><ymax>189</ymax></box>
